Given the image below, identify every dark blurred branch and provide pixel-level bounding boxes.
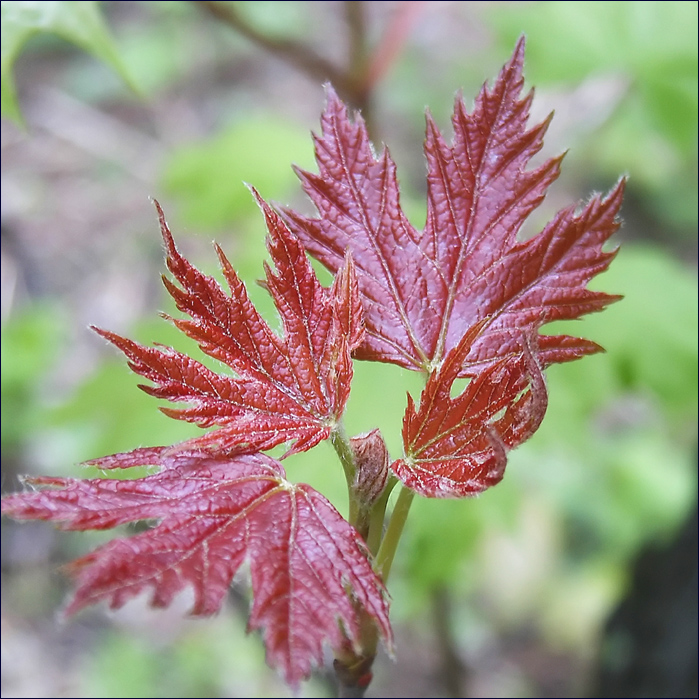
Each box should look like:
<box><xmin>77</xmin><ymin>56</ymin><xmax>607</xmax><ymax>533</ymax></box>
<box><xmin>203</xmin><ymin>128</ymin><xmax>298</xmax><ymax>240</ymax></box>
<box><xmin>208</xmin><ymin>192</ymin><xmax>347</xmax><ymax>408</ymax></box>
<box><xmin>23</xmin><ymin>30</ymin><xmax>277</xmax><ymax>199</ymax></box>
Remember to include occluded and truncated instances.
<box><xmin>345</xmin><ymin>1</ymin><xmax>369</xmax><ymax>91</ymax></box>
<box><xmin>193</xmin><ymin>0</ymin><xmax>425</xmax><ymax>142</ymax></box>
<box><xmin>364</xmin><ymin>1</ymin><xmax>426</xmax><ymax>94</ymax></box>
<box><xmin>342</xmin><ymin>1</ymin><xmax>374</xmax><ymax>134</ymax></box>
<box><xmin>432</xmin><ymin>585</ymin><xmax>467</xmax><ymax>697</ymax></box>
<box><xmin>593</xmin><ymin>502</ymin><xmax>698</xmax><ymax>698</ymax></box>
<box><xmin>196</xmin><ymin>1</ymin><xmax>349</xmax><ymax>89</ymax></box>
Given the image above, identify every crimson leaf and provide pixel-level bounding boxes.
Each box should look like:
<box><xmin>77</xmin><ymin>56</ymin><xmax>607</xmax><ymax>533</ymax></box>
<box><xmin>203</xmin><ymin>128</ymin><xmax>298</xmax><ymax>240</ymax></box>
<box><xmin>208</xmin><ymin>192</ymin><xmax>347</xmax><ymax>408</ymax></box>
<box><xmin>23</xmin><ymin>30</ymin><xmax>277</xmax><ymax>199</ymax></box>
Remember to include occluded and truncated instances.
<box><xmin>392</xmin><ymin>322</ymin><xmax>547</xmax><ymax>498</ymax></box>
<box><xmin>95</xmin><ymin>191</ymin><xmax>363</xmax><ymax>456</ymax></box>
<box><xmin>1</xmin><ymin>447</ymin><xmax>391</xmax><ymax>687</ymax></box>
<box><xmin>1</xmin><ymin>37</ymin><xmax>625</xmax><ymax>690</ymax></box>
<box><xmin>283</xmin><ymin>37</ymin><xmax>624</xmax><ymax>376</ymax></box>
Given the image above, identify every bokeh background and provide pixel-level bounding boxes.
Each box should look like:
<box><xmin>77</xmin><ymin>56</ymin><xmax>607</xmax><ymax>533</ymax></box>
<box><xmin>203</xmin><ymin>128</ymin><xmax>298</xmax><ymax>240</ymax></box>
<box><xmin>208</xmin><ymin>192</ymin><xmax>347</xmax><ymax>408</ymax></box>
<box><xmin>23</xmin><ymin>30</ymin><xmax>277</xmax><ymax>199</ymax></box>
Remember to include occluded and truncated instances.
<box><xmin>1</xmin><ymin>2</ymin><xmax>697</xmax><ymax>697</ymax></box>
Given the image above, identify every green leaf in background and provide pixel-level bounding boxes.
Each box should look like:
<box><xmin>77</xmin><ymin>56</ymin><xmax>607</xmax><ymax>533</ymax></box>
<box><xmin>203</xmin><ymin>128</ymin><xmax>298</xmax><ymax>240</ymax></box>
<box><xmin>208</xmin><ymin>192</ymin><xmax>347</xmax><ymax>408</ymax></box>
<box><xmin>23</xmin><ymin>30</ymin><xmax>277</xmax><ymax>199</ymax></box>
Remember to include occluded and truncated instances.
<box><xmin>489</xmin><ymin>0</ymin><xmax>697</xmax><ymax>144</ymax></box>
<box><xmin>1</xmin><ymin>304</ymin><xmax>65</xmax><ymax>453</ymax></box>
<box><xmin>161</xmin><ymin>116</ymin><xmax>314</xmax><ymax>230</ymax></box>
<box><xmin>546</xmin><ymin>244</ymin><xmax>698</xmax><ymax>429</ymax></box>
<box><xmin>83</xmin><ymin>616</ymin><xmax>329</xmax><ymax>699</ymax></box>
<box><xmin>233</xmin><ymin>0</ymin><xmax>310</xmax><ymax>39</ymax></box>
<box><xmin>1</xmin><ymin>0</ymin><xmax>137</xmax><ymax>122</ymax></box>
<box><xmin>488</xmin><ymin>0</ymin><xmax>698</xmax><ymax>225</ymax></box>
<box><xmin>43</xmin><ymin>318</ymin><xmax>204</xmax><ymax>474</ymax></box>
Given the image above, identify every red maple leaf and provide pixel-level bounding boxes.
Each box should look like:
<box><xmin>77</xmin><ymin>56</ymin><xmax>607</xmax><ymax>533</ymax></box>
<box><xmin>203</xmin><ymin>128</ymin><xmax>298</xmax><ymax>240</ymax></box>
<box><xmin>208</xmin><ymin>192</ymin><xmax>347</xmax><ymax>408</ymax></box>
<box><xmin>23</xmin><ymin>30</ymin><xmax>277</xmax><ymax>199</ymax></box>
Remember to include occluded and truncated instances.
<box><xmin>283</xmin><ymin>37</ymin><xmax>624</xmax><ymax>376</ymax></box>
<box><xmin>1</xmin><ymin>38</ymin><xmax>624</xmax><ymax>691</ymax></box>
<box><xmin>95</xmin><ymin>191</ymin><xmax>363</xmax><ymax>456</ymax></box>
<box><xmin>1</xmin><ymin>447</ymin><xmax>391</xmax><ymax>686</ymax></box>
<box><xmin>392</xmin><ymin>322</ymin><xmax>548</xmax><ymax>498</ymax></box>
<box><xmin>281</xmin><ymin>38</ymin><xmax>623</xmax><ymax>498</ymax></box>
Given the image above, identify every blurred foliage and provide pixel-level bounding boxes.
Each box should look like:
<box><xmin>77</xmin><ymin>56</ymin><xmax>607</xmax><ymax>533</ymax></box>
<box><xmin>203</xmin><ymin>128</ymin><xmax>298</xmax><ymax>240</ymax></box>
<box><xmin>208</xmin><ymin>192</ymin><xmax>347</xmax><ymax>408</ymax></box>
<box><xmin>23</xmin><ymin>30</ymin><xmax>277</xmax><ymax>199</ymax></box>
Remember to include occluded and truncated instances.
<box><xmin>42</xmin><ymin>319</ymin><xmax>203</xmax><ymax>480</ymax></box>
<box><xmin>161</xmin><ymin>116</ymin><xmax>315</xmax><ymax>230</ymax></box>
<box><xmin>1</xmin><ymin>1</ymin><xmax>697</xmax><ymax>697</ymax></box>
<box><xmin>1</xmin><ymin>304</ymin><xmax>66</xmax><ymax>455</ymax></box>
<box><xmin>490</xmin><ymin>0</ymin><xmax>698</xmax><ymax>227</ymax></box>
<box><xmin>82</xmin><ymin>613</ymin><xmax>329</xmax><ymax>699</ymax></box>
<box><xmin>491</xmin><ymin>1</ymin><xmax>697</xmax><ymax>148</ymax></box>
<box><xmin>1</xmin><ymin>0</ymin><xmax>136</xmax><ymax>122</ymax></box>
<box><xmin>231</xmin><ymin>0</ymin><xmax>311</xmax><ymax>39</ymax></box>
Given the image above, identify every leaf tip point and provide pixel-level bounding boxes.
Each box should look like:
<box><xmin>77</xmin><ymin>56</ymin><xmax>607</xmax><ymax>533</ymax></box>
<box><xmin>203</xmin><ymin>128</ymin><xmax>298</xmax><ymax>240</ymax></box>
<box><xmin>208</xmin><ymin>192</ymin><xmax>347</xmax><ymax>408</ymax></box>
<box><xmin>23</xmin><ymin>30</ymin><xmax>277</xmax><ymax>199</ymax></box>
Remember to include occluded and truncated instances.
<box><xmin>90</xmin><ymin>325</ymin><xmax>114</xmax><ymax>343</ymax></box>
<box><xmin>322</xmin><ymin>82</ymin><xmax>340</xmax><ymax>101</ymax></box>
<box><xmin>150</xmin><ymin>199</ymin><xmax>178</xmax><ymax>258</ymax></box>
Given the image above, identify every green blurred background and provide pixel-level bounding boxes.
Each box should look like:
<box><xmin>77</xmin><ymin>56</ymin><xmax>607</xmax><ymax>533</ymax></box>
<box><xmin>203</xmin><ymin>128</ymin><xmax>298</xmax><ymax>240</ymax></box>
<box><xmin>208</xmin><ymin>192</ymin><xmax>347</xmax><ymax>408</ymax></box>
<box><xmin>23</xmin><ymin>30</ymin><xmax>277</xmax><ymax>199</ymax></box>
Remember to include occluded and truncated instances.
<box><xmin>1</xmin><ymin>2</ymin><xmax>696</xmax><ymax>697</ymax></box>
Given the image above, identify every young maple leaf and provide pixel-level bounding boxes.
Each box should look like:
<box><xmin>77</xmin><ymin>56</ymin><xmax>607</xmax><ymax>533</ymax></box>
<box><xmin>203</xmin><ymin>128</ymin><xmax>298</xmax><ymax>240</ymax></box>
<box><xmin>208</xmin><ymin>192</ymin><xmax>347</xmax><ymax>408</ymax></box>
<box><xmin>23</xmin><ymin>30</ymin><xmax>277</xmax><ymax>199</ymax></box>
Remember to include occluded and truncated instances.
<box><xmin>392</xmin><ymin>321</ymin><xmax>548</xmax><ymax>498</ymax></box>
<box><xmin>283</xmin><ymin>37</ymin><xmax>624</xmax><ymax>376</ymax></box>
<box><xmin>1</xmin><ymin>447</ymin><xmax>391</xmax><ymax>687</ymax></box>
<box><xmin>282</xmin><ymin>37</ymin><xmax>624</xmax><ymax>499</ymax></box>
<box><xmin>1</xmin><ymin>37</ymin><xmax>626</xmax><ymax>693</ymax></box>
<box><xmin>95</xmin><ymin>191</ymin><xmax>363</xmax><ymax>456</ymax></box>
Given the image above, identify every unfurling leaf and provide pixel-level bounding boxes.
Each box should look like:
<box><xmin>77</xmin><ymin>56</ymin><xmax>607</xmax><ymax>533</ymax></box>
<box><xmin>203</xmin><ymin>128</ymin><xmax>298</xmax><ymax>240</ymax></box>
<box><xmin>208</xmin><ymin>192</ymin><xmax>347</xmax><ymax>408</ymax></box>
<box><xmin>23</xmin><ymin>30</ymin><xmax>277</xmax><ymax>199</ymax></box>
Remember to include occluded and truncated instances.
<box><xmin>392</xmin><ymin>322</ymin><xmax>547</xmax><ymax>498</ymax></box>
<box><xmin>1</xmin><ymin>448</ymin><xmax>391</xmax><ymax>687</ymax></box>
<box><xmin>95</xmin><ymin>193</ymin><xmax>363</xmax><ymax>456</ymax></box>
<box><xmin>284</xmin><ymin>37</ymin><xmax>624</xmax><ymax>377</ymax></box>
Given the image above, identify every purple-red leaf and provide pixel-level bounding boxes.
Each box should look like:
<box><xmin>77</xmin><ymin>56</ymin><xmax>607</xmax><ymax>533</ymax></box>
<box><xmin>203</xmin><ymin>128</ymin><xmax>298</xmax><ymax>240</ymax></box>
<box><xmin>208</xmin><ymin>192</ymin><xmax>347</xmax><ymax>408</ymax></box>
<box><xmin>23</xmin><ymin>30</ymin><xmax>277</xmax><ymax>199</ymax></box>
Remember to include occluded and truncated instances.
<box><xmin>281</xmin><ymin>38</ymin><xmax>622</xmax><ymax>498</ymax></box>
<box><xmin>284</xmin><ymin>37</ymin><xmax>624</xmax><ymax>376</ymax></box>
<box><xmin>95</xmin><ymin>193</ymin><xmax>363</xmax><ymax>456</ymax></box>
<box><xmin>1</xmin><ymin>38</ymin><xmax>625</xmax><ymax>691</ymax></box>
<box><xmin>392</xmin><ymin>322</ymin><xmax>547</xmax><ymax>497</ymax></box>
<box><xmin>1</xmin><ymin>448</ymin><xmax>391</xmax><ymax>687</ymax></box>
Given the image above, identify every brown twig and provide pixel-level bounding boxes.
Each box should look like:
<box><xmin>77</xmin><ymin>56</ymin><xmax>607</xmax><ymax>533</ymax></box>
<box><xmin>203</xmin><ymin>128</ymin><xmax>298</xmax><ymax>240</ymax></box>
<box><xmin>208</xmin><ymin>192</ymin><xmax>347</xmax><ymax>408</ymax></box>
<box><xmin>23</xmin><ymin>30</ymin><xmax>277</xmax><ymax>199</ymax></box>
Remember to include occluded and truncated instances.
<box><xmin>432</xmin><ymin>585</ymin><xmax>467</xmax><ymax>697</ymax></box>
<box><xmin>342</xmin><ymin>1</ymin><xmax>375</xmax><ymax>135</ymax></box>
<box><xmin>195</xmin><ymin>1</ymin><xmax>354</xmax><ymax>96</ymax></box>
<box><xmin>363</xmin><ymin>1</ymin><xmax>427</xmax><ymax>94</ymax></box>
<box><xmin>194</xmin><ymin>0</ymin><xmax>391</xmax><ymax>139</ymax></box>
<box><xmin>194</xmin><ymin>1</ymin><xmax>427</xmax><ymax>142</ymax></box>
<box><xmin>345</xmin><ymin>1</ymin><xmax>369</xmax><ymax>78</ymax></box>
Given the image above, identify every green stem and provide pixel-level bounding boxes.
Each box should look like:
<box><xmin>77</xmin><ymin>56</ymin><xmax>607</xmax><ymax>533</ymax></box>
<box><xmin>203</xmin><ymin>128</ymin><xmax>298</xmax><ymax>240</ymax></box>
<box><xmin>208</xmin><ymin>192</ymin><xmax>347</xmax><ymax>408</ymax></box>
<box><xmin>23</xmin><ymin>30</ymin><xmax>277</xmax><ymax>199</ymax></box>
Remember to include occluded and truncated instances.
<box><xmin>374</xmin><ymin>485</ymin><xmax>415</xmax><ymax>583</ymax></box>
<box><xmin>365</xmin><ymin>476</ymin><xmax>396</xmax><ymax>557</ymax></box>
<box><xmin>330</xmin><ymin>424</ymin><xmax>362</xmax><ymax>529</ymax></box>
<box><xmin>330</xmin><ymin>422</ymin><xmax>356</xmax><ymax>486</ymax></box>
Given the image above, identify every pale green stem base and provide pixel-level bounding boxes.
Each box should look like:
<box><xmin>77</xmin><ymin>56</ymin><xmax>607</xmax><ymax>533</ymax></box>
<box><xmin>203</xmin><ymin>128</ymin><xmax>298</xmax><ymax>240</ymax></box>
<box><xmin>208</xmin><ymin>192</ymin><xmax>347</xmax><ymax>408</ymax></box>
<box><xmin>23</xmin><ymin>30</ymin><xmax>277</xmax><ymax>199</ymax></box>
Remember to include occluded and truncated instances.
<box><xmin>374</xmin><ymin>486</ymin><xmax>414</xmax><ymax>583</ymax></box>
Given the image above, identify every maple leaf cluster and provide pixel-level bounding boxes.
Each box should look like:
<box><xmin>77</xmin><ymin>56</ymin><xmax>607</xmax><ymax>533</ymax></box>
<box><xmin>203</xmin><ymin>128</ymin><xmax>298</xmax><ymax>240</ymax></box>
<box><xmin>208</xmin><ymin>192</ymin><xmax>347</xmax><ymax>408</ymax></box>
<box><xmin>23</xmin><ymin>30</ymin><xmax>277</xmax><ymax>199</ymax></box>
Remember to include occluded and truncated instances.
<box><xmin>2</xmin><ymin>39</ymin><xmax>624</xmax><ymax>689</ymax></box>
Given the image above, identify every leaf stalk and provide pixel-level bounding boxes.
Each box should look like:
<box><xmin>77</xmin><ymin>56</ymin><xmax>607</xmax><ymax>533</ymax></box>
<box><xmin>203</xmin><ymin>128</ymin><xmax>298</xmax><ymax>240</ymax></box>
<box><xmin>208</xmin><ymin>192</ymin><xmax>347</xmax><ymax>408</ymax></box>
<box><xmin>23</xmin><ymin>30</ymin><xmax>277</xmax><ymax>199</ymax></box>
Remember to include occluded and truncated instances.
<box><xmin>374</xmin><ymin>485</ymin><xmax>415</xmax><ymax>583</ymax></box>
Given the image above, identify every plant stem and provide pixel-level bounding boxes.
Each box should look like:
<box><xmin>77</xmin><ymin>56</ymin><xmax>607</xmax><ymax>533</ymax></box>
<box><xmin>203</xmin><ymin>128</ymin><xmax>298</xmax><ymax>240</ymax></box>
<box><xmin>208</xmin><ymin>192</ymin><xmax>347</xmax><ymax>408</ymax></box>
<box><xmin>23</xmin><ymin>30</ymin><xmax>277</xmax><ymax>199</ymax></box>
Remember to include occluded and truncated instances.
<box><xmin>345</xmin><ymin>0</ymin><xmax>369</xmax><ymax>82</ymax></box>
<box><xmin>334</xmin><ymin>652</ymin><xmax>374</xmax><ymax>698</ymax></box>
<box><xmin>333</xmin><ymin>485</ymin><xmax>415</xmax><ymax>696</ymax></box>
<box><xmin>330</xmin><ymin>423</ymin><xmax>367</xmax><ymax>534</ymax></box>
<box><xmin>330</xmin><ymin>422</ymin><xmax>357</xmax><ymax>488</ymax></box>
<box><xmin>374</xmin><ymin>485</ymin><xmax>415</xmax><ymax>583</ymax></box>
<box><xmin>343</xmin><ymin>1</ymin><xmax>375</xmax><ymax>136</ymax></box>
<box><xmin>365</xmin><ymin>478</ymin><xmax>395</xmax><ymax>557</ymax></box>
